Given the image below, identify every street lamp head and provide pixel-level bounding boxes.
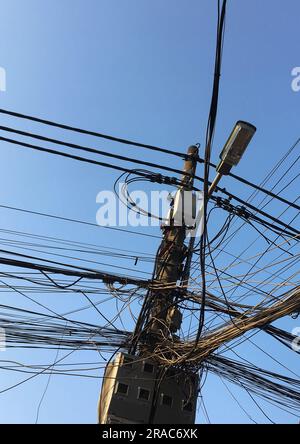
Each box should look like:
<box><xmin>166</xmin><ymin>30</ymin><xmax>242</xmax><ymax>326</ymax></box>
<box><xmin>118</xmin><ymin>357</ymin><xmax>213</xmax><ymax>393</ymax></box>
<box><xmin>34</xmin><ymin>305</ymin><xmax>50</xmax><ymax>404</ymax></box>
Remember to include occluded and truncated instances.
<box><xmin>216</xmin><ymin>120</ymin><xmax>256</xmax><ymax>175</ymax></box>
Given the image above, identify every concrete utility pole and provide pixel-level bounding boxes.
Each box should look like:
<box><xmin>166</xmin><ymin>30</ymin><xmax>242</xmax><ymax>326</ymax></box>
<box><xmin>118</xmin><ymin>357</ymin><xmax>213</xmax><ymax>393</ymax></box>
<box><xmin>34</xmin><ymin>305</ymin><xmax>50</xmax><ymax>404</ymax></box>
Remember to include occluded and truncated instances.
<box><xmin>147</xmin><ymin>144</ymin><xmax>199</xmax><ymax>340</ymax></box>
<box><xmin>98</xmin><ymin>145</ymin><xmax>200</xmax><ymax>424</ymax></box>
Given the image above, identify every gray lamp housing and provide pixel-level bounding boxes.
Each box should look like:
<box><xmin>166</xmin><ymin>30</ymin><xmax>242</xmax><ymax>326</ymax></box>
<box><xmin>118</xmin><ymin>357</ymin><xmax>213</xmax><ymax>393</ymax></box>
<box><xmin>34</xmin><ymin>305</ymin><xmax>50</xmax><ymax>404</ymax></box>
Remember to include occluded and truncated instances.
<box><xmin>216</xmin><ymin>120</ymin><xmax>256</xmax><ymax>175</ymax></box>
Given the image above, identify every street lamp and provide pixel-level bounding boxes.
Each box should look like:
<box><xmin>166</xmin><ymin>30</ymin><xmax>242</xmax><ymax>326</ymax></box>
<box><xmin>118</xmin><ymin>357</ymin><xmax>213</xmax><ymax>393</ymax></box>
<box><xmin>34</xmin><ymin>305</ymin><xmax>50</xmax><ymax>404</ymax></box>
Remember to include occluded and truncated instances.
<box><xmin>208</xmin><ymin>120</ymin><xmax>256</xmax><ymax>197</ymax></box>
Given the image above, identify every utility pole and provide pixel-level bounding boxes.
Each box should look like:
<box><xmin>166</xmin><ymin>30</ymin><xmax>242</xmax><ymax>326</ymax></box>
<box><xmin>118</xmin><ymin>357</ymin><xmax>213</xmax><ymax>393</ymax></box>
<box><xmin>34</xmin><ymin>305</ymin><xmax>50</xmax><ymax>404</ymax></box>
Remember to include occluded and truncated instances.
<box><xmin>98</xmin><ymin>145</ymin><xmax>200</xmax><ymax>424</ymax></box>
<box><xmin>144</xmin><ymin>144</ymin><xmax>199</xmax><ymax>341</ymax></box>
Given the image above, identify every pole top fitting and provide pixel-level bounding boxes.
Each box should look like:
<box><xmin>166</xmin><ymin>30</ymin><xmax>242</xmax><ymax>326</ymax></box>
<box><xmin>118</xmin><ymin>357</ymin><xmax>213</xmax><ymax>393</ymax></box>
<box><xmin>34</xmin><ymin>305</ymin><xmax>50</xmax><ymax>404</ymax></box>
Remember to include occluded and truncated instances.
<box><xmin>187</xmin><ymin>145</ymin><xmax>199</xmax><ymax>157</ymax></box>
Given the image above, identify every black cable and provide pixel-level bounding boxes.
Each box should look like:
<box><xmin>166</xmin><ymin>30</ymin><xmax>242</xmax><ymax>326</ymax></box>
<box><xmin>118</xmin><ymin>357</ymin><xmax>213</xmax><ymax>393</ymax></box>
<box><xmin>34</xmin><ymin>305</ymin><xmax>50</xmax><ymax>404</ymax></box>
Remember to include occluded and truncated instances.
<box><xmin>197</xmin><ymin>140</ymin><xmax>300</xmax><ymax>213</ymax></box>
<box><xmin>0</xmin><ymin>125</ymin><xmax>192</xmax><ymax>179</ymax></box>
<box><xmin>0</xmin><ymin>108</ymin><xmax>188</xmax><ymax>159</ymax></box>
<box><xmin>0</xmin><ymin>204</ymin><xmax>160</xmax><ymax>239</ymax></box>
<box><xmin>2</xmin><ymin>135</ymin><xmax>298</xmax><ymax>238</ymax></box>
<box><xmin>0</xmin><ymin>135</ymin><xmax>181</xmax><ymax>186</ymax></box>
<box><xmin>0</xmin><ymin>254</ymin><xmax>149</xmax><ymax>288</ymax></box>
<box><xmin>196</xmin><ymin>0</ymin><xmax>227</xmax><ymax>343</ymax></box>
<box><xmin>3</xmin><ymin>109</ymin><xmax>300</xmax><ymax>214</ymax></box>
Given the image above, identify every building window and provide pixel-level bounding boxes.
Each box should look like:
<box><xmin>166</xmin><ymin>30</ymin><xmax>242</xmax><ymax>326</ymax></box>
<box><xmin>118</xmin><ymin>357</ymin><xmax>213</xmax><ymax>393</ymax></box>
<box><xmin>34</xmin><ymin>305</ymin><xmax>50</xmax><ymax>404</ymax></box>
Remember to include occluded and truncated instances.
<box><xmin>137</xmin><ymin>387</ymin><xmax>150</xmax><ymax>401</ymax></box>
<box><xmin>161</xmin><ymin>393</ymin><xmax>173</xmax><ymax>407</ymax></box>
<box><xmin>143</xmin><ymin>362</ymin><xmax>154</xmax><ymax>373</ymax></box>
<box><xmin>115</xmin><ymin>382</ymin><xmax>129</xmax><ymax>396</ymax></box>
<box><xmin>122</xmin><ymin>356</ymin><xmax>133</xmax><ymax>369</ymax></box>
<box><xmin>182</xmin><ymin>400</ymin><xmax>193</xmax><ymax>412</ymax></box>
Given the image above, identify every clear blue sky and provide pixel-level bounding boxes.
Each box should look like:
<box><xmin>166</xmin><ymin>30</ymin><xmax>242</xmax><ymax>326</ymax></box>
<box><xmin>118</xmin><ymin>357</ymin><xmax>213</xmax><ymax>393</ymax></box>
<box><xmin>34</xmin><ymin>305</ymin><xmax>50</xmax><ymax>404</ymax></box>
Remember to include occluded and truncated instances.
<box><xmin>0</xmin><ymin>0</ymin><xmax>299</xmax><ymax>423</ymax></box>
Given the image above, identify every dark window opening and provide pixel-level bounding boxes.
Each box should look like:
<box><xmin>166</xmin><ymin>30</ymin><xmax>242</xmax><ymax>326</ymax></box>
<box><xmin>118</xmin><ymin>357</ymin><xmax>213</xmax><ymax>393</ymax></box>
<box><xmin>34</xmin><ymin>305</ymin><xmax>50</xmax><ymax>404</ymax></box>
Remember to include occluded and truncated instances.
<box><xmin>161</xmin><ymin>393</ymin><xmax>173</xmax><ymax>407</ymax></box>
<box><xmin>138</xmin><ymin>387</ymin><xmax>150</xmax><ymax>401</ymax></box>
<box><xmin>143</xmin><ymin>362</ymin><xmax>154</xmax><ymax>373</ymax></box>
<box><xmin>115</xmin><ymin>382</ymin><xmax>129</xmax><ymax>395</ymax></box>
<box><xmin>122</xmin><ymin>356</ymin><xmax>133</xmax><ymax>369</ymax></box>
